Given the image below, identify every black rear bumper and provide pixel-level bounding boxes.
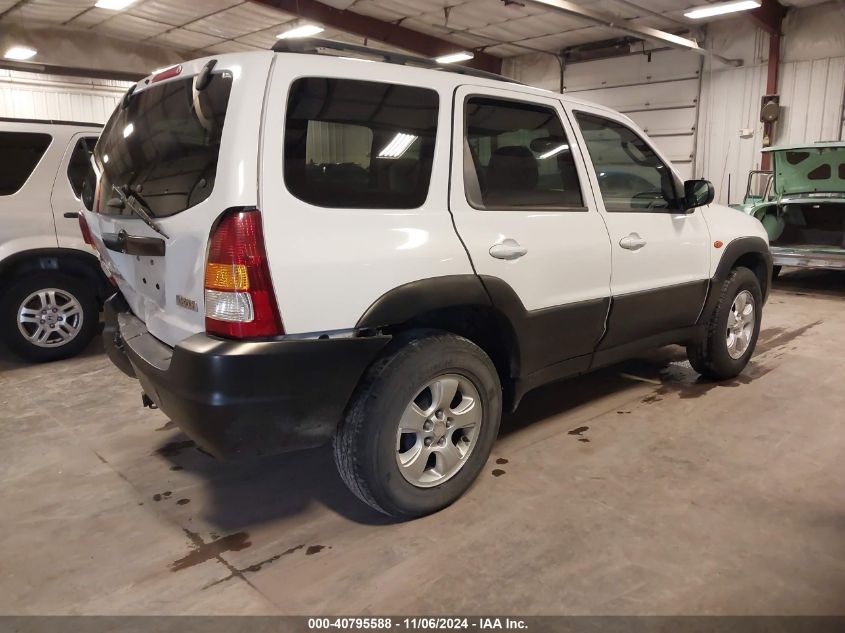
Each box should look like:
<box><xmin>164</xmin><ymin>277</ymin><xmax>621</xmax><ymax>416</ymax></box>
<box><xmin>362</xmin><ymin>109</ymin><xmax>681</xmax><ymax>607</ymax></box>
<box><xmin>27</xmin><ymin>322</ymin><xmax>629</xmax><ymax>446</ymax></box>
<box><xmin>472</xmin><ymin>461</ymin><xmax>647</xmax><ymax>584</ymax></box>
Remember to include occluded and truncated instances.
<box><xmin>103</xmin><ymin>294</ymin><xmax>391</xmax><ymax>459</ymax></box>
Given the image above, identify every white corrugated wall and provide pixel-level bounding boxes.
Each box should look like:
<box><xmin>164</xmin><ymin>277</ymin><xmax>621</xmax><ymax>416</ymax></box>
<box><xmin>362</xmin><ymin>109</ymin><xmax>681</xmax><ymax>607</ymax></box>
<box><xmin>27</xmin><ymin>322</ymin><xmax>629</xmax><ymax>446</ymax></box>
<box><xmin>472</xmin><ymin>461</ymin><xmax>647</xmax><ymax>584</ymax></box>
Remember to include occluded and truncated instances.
<box><xmin>0</xmin><ymin>69</ymin><xmax>131</xmax><ymax>123</ymax></box>
<box><xmin>697</xmin><ymin>56</ymin><xmax>845</xmax><ymax>204</ymax></box>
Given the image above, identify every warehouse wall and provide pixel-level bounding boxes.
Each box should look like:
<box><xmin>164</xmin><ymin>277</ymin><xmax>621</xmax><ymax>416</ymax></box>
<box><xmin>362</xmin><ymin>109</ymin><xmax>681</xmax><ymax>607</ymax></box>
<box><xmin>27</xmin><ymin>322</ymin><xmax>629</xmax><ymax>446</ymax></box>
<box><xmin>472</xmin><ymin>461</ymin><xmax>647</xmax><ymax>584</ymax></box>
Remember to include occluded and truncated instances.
<box><xmin>697</xmin><ymin>4</ymin><xmax>845</xmax><ymax>204</ymax></box>
<box><xmin>0</xmin><ymin>69</ymin><xmax>130</xmax><ymax>123</ymax></box>
<box><xmin>504</xmin><ymin>1</ymin><xmax>845</xmax><ymax>204</ymax></box>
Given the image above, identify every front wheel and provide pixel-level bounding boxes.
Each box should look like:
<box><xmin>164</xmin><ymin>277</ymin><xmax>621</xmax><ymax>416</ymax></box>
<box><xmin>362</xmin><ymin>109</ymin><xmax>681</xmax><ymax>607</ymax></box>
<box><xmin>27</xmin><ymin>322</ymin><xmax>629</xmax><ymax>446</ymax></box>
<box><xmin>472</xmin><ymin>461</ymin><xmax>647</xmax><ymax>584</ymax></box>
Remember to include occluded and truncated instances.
<box><xmin>1</xmin><ymin>273</ymin><xmax>98</xmax><ymax>362</ymax></box>
<box><xmin>687</xmin><ymin>267</ymin><xmax>763</xmax><ymax>380</ymax></box>
<box><xmin>334</xmin><ymin>331</ymin><xmax>502</xmax><ymax>519</ymax></box>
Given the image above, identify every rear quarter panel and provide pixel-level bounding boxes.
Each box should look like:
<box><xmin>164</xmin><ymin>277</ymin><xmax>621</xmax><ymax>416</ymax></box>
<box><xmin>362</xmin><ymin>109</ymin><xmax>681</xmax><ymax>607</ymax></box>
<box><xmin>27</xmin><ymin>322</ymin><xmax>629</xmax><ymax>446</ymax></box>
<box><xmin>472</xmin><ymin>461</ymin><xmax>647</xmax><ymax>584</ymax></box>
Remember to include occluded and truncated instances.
<box><xmin>260</xmin><ymin>56</ymin><xmax>475</xmax><ymax>335</ymax></box>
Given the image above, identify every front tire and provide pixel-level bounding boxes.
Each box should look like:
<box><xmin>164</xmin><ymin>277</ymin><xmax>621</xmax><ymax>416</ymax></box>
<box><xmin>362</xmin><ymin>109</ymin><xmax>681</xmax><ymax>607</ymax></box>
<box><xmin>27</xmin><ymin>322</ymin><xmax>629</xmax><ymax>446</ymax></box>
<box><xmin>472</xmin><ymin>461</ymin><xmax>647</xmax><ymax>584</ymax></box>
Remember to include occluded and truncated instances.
<box><xmin>687</xmin><ymin>267</ymin><xmax>763</xmax><ymax>380</ymax></box>
<box><xmin>1</xmin><ymin>273</ymin><xmax>98</xmax><ymax>362</ymax></box>
<box><xmin>334</xmin><ymin>331</ymin><xmax>502</xmax><ymax>519</ymax></box>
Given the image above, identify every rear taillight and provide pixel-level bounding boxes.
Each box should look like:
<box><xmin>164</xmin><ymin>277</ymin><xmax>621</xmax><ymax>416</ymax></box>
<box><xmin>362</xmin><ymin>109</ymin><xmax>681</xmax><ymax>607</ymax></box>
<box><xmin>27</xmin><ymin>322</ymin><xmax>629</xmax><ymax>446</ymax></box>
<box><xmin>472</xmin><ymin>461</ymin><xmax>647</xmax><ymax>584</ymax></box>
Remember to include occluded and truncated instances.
<box><xmin>204</xmin><ymin>209</ymin><xmax>284</xmax><ymax>339</ymax></box>
<box><xmin>78</xmin><ymin>212</ymin><xmax>95</xmax><ymax>248</ymax></box>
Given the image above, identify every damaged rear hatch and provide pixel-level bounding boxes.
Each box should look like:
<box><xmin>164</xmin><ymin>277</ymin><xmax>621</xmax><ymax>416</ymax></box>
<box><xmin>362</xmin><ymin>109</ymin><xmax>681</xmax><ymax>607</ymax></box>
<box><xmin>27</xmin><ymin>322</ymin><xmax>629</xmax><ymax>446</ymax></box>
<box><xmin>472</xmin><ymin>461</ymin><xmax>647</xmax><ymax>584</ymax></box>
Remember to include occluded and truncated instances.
<box><xmin>85</xmin><ymin>53</ymin><xmax>272</xmax><ymax>346</ymax></box>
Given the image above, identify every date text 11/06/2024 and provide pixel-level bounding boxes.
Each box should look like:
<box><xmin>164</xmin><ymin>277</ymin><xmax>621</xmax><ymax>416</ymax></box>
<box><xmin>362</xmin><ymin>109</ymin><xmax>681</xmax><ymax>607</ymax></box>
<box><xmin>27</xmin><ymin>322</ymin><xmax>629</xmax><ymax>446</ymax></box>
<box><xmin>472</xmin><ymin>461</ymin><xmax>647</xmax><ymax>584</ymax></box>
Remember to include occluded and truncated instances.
<box><xmin>307</xmin><ymin>618</ymin><xmax>529</xmax><ymax>630</ymax></box>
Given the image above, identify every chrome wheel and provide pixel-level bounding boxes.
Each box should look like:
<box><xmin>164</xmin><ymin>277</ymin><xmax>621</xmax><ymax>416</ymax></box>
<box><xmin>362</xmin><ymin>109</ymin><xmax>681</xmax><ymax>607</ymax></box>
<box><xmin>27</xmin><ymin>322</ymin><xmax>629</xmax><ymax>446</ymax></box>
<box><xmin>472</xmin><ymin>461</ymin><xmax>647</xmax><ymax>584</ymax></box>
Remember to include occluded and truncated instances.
<box><xmin>395</xmin><ymin>374</ymin><xmax>483</xmax><ymax>488</ymax></box>
<box><xmin>17</xmin><ymin>288</ymin><xmax>84</xmax><ymax>348</ymax></box>
<box><xmin>726</xmin><ymin>289</ymin><xmax>755</xmax><ymax>360</ymax></box>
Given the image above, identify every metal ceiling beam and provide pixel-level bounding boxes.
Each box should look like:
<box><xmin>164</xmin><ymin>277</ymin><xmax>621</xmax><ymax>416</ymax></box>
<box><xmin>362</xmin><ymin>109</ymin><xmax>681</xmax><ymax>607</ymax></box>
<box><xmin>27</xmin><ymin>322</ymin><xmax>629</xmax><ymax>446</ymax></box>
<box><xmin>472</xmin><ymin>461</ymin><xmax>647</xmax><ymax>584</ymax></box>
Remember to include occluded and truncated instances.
<box><xmin>249</xmin><ymin>0</ymin><xmax>502</xmax><ymax>74</ymax></box>
<box><xmin>747</xmin><ymin>0</ymin><xmax>787</xmax><ymax>35</ymax></box>
<box><xmin>521</xmin><ymin>0</ymin><xmax>743</xmax><ymax>66</ymax></box>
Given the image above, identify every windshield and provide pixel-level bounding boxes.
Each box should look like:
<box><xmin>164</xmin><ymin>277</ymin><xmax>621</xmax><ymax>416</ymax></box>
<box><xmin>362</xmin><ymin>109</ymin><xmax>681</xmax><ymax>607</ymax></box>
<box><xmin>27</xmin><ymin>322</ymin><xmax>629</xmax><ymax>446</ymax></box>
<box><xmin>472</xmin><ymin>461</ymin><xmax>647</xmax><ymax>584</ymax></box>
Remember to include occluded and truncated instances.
<box><xmin>94</xmin><ymin>71</ymin><xmax>233</xmax><ymax>218</ymax></box>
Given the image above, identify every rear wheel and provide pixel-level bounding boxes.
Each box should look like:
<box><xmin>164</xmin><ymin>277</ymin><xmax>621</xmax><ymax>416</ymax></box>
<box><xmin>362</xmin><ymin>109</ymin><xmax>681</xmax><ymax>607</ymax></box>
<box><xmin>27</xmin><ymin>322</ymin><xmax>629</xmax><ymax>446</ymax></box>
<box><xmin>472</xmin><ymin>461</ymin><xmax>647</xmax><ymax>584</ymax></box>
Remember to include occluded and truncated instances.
<box><xmin>687</xmin><ymin>267</ymin><xmax>763</xmax><ymax>380</ymax></box>
<box><xmin>1</xmin><ymin>273</ymin><xmax>98</xmax><ymax>362</ymax></box>
<box><xmin>334</xmin><ymin>331</ymin><xmax>502</xmax><ymax>519</ymax></box>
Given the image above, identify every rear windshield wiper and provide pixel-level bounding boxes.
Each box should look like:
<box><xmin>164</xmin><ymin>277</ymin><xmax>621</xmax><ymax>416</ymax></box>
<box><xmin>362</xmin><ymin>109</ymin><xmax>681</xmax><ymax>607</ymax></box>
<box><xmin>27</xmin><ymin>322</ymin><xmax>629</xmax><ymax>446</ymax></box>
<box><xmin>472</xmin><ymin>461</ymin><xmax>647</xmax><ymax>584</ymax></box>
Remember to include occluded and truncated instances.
<box><xmin>107</xmin><ymin>186</ymin><xmax>170</xmax><ymax>239</ymax></box>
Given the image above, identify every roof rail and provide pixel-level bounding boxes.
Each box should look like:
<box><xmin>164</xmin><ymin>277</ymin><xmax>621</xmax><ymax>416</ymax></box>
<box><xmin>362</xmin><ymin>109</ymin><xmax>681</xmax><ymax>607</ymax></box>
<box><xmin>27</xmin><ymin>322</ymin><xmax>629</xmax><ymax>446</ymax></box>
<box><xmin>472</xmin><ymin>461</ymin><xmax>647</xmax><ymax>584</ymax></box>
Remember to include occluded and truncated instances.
<box><xmin>271</xmin><ymin>37</ymin><xmax>520</xmax><ymax>85</ymax></box>
<box><xmin>0</xmin><ymin>116</ymin><xmax>102</xmax><ymax>128</ymax></box>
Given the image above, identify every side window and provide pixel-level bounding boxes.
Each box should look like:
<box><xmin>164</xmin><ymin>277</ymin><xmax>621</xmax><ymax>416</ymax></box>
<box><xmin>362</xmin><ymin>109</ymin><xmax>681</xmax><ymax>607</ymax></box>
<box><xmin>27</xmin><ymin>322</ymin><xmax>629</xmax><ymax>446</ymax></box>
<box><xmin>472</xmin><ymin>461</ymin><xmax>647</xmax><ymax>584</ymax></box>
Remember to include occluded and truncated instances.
<box><xmin>67</xmin><ymin>136</ymin><xmax>98</xmax><ymax>198</ymax></box>
<box><xmin>0</xmin><ymin>132</ymin><xmax>52</xmax><ymax>196</ymax></box>
<box><xmin>284</xmin><ymin>77</ymin><xmax>439</xmax><ymax>209</ymax></box>
<box><xmin>574</xmin><ymin>112</ymin><xmax>683</xmax><ymax>212</ymax></box>
<box><xmin>464</xmin><ymin>97</ymin><xmax>582</xmax><ymax>210</ymax></box>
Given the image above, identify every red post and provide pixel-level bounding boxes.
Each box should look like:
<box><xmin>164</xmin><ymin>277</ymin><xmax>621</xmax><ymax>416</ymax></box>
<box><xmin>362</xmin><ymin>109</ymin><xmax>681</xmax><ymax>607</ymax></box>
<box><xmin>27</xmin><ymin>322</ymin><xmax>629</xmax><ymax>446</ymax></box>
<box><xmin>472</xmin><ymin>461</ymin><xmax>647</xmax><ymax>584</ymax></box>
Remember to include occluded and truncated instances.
<box><xmin>761</xmin><ymin>31</ymin><xmax>780</xmax><ymax>171</ymax></box>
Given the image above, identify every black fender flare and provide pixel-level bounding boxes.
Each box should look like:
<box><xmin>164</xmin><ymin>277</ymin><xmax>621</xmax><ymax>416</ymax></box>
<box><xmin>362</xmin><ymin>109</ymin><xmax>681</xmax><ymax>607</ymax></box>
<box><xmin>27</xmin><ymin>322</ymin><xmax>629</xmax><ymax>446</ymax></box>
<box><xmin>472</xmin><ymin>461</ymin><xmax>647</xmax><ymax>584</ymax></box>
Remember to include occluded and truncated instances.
<box><xmin>698</xmin><ymin>236</ymin><xmax>773</xmax><ymax>325</ymax></box>
<box><xmin>356</xmin><ymin>275</ymin><xmax>493</xmax><ymax>330</ymax></box>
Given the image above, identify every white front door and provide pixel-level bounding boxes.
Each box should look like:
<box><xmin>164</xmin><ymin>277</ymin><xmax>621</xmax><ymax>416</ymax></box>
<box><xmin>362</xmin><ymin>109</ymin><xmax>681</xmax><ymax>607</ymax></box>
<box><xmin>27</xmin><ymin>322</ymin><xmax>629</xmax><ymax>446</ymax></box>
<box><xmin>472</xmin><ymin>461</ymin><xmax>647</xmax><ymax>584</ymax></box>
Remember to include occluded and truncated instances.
<box><xmin>449</xmin><ymin>86</ymin><xmax>612</xmax><ymax>376</ymax></box>
<box><xmin>566</xmin><ymin>104</ymin><xmax>711</xmax><ymax>350</ymax></box>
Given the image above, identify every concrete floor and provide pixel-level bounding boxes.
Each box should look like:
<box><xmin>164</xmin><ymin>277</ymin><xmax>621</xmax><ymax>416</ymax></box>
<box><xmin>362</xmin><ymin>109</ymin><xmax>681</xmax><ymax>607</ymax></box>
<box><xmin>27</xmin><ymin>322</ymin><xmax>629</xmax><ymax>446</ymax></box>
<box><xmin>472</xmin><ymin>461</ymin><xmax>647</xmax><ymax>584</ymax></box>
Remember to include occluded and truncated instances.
<box><xmin>1</xmin><ymin>269</ymin><xmax>843</xmax><ymax>615</ymax></box>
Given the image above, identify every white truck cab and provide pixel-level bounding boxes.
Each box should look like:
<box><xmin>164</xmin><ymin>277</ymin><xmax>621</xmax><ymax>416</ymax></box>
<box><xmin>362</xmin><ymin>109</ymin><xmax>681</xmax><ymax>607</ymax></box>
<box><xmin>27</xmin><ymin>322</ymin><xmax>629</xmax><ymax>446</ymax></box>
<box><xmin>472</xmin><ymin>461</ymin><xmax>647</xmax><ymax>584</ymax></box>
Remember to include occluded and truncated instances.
<box><xmin>84</xmin><ymin>39</ymin><xmax>771</xmax><ymax>519</ymax></box>
<box><xmin>0</xmin><ymin>118</ymin><xmax>108</xmax><ymax>361</ymax></box>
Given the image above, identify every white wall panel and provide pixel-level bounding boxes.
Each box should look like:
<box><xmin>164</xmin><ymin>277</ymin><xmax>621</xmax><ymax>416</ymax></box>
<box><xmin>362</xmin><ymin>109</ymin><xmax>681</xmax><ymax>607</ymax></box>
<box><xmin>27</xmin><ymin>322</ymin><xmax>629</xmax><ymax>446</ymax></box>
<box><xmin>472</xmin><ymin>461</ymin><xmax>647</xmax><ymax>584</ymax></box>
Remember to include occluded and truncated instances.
<box><xmin>697</xmin><ymin>55</ymin><xmax>845</xmax><ymax>204</ymax></box>
<box><xmin>0</xmin><ymin>70</ymin><xmax>130</xmax><ymax>123</ymax></box>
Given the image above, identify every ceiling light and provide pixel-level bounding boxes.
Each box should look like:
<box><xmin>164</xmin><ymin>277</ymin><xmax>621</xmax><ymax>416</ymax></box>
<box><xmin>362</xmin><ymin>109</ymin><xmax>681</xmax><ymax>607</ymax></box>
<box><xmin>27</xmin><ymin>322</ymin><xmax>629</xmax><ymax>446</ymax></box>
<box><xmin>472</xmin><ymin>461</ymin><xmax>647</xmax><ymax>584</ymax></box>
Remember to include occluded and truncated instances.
<box><xmin>684</xmin><ymin>0</ymin><xmax>760</xmax><ymax>20</ymax></box>
<box><xmin>95</xmin><ymin>0</ymin><xmax>136</xmax><ymax>9</ymax></box>
<box><xmin>276</xmin><ymin>24</ymin><xmax>324</xmax><ymax>39</ymax></box>
<box><xmin>378</xmin><ymin>133</ymin><xmax>418</xmax><ymax>159</ymax></box>
<box><xmin>436</xmin><ymin>51</ymin><xmax>474</xmax><ymax>64</ymax></box>
<box><xmin>4</xmin><ymin>46</ymin><xmax>37</xmax><ymax>61</ymax></box>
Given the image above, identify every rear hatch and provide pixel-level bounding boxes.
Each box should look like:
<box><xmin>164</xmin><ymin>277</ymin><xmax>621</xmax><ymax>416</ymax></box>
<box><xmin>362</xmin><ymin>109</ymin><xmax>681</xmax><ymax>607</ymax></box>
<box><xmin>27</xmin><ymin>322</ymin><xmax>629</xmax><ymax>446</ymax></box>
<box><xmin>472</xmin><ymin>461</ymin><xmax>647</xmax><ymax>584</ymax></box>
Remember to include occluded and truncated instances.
<box><xmin>85</xmin><ymin>53</ymin><xmax>272</xmax><ymax>347</ymax></box>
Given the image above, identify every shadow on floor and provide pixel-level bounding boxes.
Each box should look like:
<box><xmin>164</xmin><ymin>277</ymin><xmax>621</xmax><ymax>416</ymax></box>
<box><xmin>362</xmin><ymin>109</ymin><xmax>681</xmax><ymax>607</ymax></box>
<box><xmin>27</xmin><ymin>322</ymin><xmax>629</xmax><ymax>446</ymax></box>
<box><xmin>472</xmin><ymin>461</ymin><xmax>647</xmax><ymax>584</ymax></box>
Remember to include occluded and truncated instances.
<box><xmin>0</xmin><ymin>329</ymin><xmax>105</xmax><ymax>374</ymax></box>
<box><xmin>773</xmin><ymin>268</ymin><xmax>845</xmax><ymax>298</ymax></box>
<box><xmin>153</xmin><ymin>347</ymin><xmax>691</xmax><ymax>530</ymax></box>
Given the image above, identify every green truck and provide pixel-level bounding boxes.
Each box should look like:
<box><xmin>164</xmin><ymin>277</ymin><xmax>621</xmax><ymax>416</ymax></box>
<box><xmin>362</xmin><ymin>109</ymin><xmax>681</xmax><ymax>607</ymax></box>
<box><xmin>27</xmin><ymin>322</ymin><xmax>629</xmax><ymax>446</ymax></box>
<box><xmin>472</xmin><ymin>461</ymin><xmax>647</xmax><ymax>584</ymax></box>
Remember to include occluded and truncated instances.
<box><xmin>732</xmin><ymin>142</ymin><xmax>845</xmax><ymax>276</ymax></box>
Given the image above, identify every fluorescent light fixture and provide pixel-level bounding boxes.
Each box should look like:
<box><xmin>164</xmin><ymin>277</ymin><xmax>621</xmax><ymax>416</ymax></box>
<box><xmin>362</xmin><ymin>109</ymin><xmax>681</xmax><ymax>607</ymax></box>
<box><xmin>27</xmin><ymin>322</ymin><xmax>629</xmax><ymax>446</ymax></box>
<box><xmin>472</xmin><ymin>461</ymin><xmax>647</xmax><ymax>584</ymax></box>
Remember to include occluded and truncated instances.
<box><xmin>539</xmin><ymin>144</ymin><xmax>570</xmax><ymax>160</ymax></box>
<box><xmin>435</xmin><ymin>51</ymin><xmax>474</xmax><ymax>64</ymax></box>
<box><xmin>276</xmin><ymin>24</ymin><xmax>324</xmax><ymax>39</ymax></box>
<box><xmin>378</xmin><ymin>133</ymin><xmax>418</xmax><ymax>159</ymax></box>
<box><xmin>684</xmin><ymin>0</ymin><xmax>760</xmax><ymax>20</ymax></box>
<box><xmin>95</xmin><ymin>0</ymin><xmax>136</xmax><ymax>9</ymax></box>
<box><xmin>122</xmin><ymin>123</ymin><xmax>134</xmax><ymax>138</ymax></box>
<box><xmin>4</xmin><ymin>46</ymin><xmax>37</xmax><ymax>60</ymax></box>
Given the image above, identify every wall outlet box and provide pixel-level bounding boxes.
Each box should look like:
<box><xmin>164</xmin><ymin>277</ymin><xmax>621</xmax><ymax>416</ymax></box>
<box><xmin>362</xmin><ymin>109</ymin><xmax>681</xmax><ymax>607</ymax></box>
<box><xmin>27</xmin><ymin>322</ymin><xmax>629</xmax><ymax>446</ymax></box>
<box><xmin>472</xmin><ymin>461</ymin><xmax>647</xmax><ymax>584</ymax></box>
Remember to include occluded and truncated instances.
<box><xmin>739</xmin><ymin>128</ymin><xmax>754</xmax><ymax>139</ymax></box>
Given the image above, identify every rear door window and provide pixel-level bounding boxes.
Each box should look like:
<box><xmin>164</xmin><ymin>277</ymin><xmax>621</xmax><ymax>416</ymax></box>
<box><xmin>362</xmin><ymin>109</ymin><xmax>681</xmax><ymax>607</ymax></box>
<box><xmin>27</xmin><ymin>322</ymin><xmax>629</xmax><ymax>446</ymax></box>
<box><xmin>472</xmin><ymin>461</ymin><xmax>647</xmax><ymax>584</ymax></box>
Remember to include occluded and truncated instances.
<box><xmin>0</xmin><ymin>132</ymin><xmax>52</xmax><ymax>196</ymax></box>
<box><xmin>283</xmin><ymin>77</ymin><xmax>439</xmax><ymax>209</ymax></box>
<box><xmin>464</xmin><ymin>96</ymin><xmax>583</xmax><ymax>210</ymax></box>
<box><xmin>94</xmin><ymin>72</ymin><xmax>233</xmax><ymax>217</ymax></box>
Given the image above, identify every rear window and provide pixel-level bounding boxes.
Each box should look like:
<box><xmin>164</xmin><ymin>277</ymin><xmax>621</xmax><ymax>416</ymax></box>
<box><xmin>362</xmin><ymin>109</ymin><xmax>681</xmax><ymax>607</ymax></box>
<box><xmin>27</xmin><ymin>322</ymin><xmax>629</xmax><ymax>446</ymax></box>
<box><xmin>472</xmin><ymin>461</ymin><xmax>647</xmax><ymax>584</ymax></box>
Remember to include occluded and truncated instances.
<box><xmin>95</xmin><ymin>72</ymin><xmax>233</xmax><ymax>218</ymax></box>
<box><xmin>284</xmin><ymin>77</ymin><xmax>439</xmax><ymax>209</ymax></box>
<box><xmin>0</xmin><ymin>132</ymin><xmax>52</xmax><ymax>196</ymax></box>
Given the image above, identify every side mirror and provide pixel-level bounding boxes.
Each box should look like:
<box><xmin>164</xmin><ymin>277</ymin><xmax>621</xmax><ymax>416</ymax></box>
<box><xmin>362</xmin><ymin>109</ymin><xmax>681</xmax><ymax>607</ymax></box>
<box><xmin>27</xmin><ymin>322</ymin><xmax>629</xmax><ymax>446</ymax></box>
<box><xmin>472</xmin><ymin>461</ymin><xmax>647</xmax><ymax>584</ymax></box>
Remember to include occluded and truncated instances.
<box><xmin>684</xmin><ymin>179</ymin><xmax>715</xmax><ymax>210</ymax></box>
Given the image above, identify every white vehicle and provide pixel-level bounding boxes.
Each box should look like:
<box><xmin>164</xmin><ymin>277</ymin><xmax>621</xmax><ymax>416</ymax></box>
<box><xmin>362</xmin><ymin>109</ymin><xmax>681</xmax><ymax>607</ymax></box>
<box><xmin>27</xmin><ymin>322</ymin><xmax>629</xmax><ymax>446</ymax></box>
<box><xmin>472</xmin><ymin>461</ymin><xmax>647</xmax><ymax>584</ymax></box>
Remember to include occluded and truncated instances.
<box><xmin>0</xmin><ymin>118</ymin><xmax>108</xmax><ymax>362</ymax></box>
<box><xmin>85</xmin><ymin>40</ymin><xmax>772</xmax><ymax>519</ymax></box>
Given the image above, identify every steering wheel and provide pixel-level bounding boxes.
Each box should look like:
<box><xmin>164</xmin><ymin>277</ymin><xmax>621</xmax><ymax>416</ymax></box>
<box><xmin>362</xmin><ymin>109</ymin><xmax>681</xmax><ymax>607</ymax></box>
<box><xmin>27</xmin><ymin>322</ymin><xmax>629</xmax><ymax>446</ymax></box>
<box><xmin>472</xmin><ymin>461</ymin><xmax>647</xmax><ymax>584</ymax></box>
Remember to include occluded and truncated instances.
<box><xmin>631</xmin><ymin>190</ymin><xmax>666</xmax><ymax>209</ymax></box>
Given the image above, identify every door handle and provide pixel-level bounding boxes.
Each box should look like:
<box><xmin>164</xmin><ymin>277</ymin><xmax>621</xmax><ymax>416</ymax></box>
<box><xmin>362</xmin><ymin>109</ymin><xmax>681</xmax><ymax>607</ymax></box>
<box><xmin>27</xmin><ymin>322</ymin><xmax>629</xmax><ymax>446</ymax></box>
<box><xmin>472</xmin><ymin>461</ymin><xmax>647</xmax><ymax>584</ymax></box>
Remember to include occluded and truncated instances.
<box><xmin>619</xmin><ymin>233</ymin><xmax>647</xmax><ymax>251</ymax></box>
<box><xmin>63</xmin><ymin>212</ymin><xmax>79</xmax><ymax>219</ymax></box>
<box><xmin>489</xmin><ymin>239</ymin><xmax>527</xmax><ymax>261</ymax></box>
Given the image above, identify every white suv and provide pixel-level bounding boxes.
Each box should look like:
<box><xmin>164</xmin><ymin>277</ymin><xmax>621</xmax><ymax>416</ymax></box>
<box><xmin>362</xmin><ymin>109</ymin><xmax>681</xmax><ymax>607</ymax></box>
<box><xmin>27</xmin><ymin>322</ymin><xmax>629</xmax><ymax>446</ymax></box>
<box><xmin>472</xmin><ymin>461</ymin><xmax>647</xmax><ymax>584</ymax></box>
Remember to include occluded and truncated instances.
<box><xmin>83</xmin><ymin>40</ymin><xmax>772</xmax><ymax>518</ymax></box>
<box><xmin>0</xmin><ymin>118</ymin><xmax>108</xmax><ymax>361</ymax></box>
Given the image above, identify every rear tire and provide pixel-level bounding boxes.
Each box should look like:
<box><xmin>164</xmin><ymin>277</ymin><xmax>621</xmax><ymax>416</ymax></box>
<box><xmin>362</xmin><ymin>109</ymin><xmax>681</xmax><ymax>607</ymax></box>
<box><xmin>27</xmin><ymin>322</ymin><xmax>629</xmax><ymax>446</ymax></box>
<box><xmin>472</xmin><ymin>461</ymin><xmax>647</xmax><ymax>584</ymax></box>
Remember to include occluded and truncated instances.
<box><xmin>687</xmin><ymin>267</ymin><xmax>762</xmax><ymax>380</ymax></box>
<box><xmin>1</xmin><ymin>273</ymin><xmax>98</xmax><ymax>362</ymax></box>
<box><xmin>334</xmin><ymin>331</ymin><xmax>502</xmax><ymax>519</ymax></box>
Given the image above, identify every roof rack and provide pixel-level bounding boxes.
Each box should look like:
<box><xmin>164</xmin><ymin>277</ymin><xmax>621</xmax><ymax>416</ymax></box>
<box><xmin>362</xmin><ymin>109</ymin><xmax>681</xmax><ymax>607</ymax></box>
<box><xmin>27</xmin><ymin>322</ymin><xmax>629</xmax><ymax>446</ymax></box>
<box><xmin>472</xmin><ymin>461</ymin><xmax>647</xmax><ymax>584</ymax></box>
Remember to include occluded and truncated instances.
<box><xmin>271</xmin><ymin>37</ymin><xmax>520</xmax><ymax>85</ymax></box>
